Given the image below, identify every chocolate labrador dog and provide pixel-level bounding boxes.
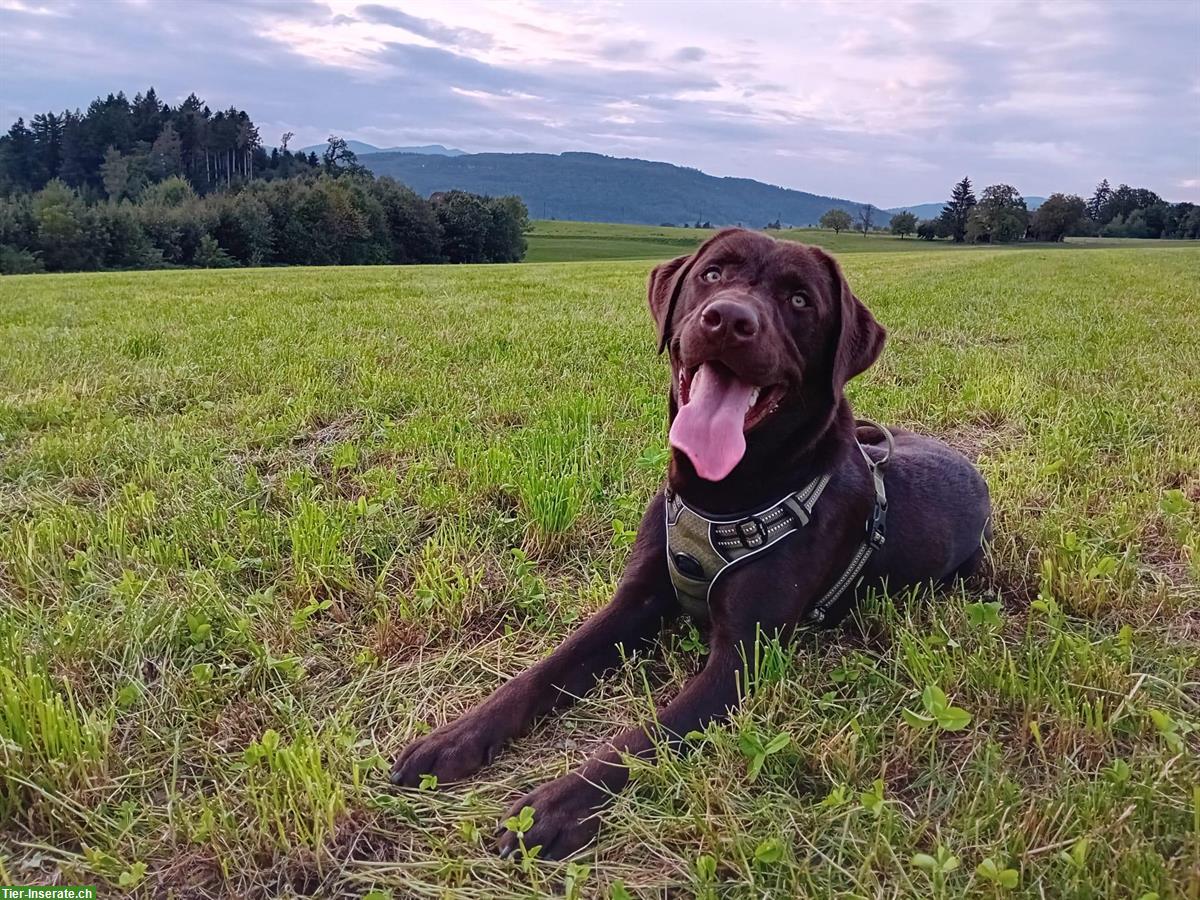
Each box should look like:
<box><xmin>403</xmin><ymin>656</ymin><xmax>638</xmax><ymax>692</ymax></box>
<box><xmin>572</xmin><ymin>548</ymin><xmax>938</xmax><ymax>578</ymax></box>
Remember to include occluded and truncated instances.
<box><xmin>391</xmin><ymin>228</ymin><xmax>991</xmax><ymax>859</ymax></box>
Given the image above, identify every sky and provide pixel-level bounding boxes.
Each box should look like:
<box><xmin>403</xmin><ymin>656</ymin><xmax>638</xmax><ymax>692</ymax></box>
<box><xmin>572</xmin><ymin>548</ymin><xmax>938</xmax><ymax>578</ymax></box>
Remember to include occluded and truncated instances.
<box><xmin>1</xmin><ymin>0</ymin><xmax>1198</xmax><ymax>207</ymax></box>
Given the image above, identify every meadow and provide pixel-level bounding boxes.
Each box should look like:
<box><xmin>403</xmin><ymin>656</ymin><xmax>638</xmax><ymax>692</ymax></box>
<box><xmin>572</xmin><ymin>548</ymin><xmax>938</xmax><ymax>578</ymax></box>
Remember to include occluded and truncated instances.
<box><xmin>520</xmin><ymin>219</ymin><xmax>1194</xmax><ymax>262</ymax></box>
<box><xmin>1</xmin><ymin>236</ymin><xmax>1198</xmax><ymax>897</ymax></box>
<box><xmin>522</xmin><ymin>220</ymin><xmax>968</xmax><ymax>262</ymax></box>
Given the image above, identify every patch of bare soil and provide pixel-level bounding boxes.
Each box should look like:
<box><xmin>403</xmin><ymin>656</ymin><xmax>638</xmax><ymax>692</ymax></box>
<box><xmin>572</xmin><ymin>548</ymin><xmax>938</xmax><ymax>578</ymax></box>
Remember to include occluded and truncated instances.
<box><xmin>935</xmin><ymin>414</ymin><xmax>1025</xmax><ymax>463</ymax></box>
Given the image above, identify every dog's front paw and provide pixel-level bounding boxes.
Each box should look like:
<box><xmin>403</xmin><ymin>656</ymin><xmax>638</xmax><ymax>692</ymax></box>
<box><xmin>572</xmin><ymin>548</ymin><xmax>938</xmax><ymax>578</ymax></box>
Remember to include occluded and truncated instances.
<box><xmin>390</xmin><ymin>715</ymin><xmax>501</xmax><ymax>787</ymax></box>
<box><xmin>494</xmin><ymin>774</ymin><xmax>606</xmax><ymax>861</ymax></box>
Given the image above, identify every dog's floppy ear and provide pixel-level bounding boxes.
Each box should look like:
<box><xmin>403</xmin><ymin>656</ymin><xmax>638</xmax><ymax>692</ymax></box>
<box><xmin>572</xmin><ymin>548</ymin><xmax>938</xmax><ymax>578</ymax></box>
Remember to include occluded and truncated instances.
<box><xmin>648</xmin><ymin>230</ymin><xmax>744</xmax><ymax>354</ymax></box>
<box><xmin>647</xmin><ymin>254</ymin><xmax>691</xmax><ymax>353</ymax></box>
<box><xmin>820</xmin><ymin>249</ymin><xmax>886</xmax><ymax>395</ymax></box>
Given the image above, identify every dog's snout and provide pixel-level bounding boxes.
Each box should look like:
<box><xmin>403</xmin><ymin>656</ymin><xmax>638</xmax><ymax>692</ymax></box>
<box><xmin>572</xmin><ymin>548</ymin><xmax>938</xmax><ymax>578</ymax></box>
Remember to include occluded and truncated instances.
<box><xmin>699</xmin><ymin>299</ymin><xmax>758</xmax><ymax>343</ymax></box>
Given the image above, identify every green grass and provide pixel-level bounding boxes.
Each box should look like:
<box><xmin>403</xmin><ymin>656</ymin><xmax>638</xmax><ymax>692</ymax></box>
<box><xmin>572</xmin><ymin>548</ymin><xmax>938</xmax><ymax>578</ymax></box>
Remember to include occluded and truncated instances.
<box><xmin>523</xmin><ymin>219</ymin><xmax>1197</xmax><ymax>262</ymax></box>
<box><xmin>1</xmin><ymin>246</ymin><xmax>1198</xmax><ymax>897</ymax></box>
<box><xmin>523</xmin><ymin>220</ymin><xmax>984</xmax><ymax>262</ymax></box>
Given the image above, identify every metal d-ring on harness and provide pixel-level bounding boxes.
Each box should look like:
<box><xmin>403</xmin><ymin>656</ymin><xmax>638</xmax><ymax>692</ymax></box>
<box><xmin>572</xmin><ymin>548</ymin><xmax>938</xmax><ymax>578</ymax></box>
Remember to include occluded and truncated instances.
<box><xmin>664</xmin><ymin>420</ymin><xmax>893</xmax><ymax>625</ymax></box>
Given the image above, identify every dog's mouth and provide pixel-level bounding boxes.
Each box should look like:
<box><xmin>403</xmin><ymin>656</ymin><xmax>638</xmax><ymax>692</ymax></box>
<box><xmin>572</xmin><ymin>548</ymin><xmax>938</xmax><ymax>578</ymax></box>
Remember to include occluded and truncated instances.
<box><xmin>670</xmin><ymin>361</ymin><xmax>786</xmax><ymax>482</ymax></box>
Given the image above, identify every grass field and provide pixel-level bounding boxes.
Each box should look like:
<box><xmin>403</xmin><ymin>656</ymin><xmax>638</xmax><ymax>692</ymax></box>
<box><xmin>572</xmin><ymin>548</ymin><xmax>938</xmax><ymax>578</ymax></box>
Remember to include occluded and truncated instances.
<box><xmin>1</xmin><ymin>245</ymin><xmax>1198</xmax><ymax>898</ymax></box>
<box><xmin>522</xmin><ymin>219</ymin><xmax>1199</xmax><ymax>262</ymax></box>
<box><xmin>522</xmin><ymin>220</ymin><xmax>977</xmax><ymax>262</ymax></box>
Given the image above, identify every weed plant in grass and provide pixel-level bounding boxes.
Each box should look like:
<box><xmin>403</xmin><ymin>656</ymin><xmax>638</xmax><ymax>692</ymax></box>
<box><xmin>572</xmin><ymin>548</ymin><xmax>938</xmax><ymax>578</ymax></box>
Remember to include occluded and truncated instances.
<box><xmin>0</xmin><ymin>245</ymin><xmax>1197</xmax><ymax>897</ymax></box>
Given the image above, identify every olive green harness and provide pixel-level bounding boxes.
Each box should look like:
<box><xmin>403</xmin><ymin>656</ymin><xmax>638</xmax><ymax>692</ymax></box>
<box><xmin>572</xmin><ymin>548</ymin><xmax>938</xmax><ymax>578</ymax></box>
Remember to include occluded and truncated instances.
<box><xmin>665</xmin><ymin>421</ymin><xmax>892</xmax><ymax>625</ymax></box>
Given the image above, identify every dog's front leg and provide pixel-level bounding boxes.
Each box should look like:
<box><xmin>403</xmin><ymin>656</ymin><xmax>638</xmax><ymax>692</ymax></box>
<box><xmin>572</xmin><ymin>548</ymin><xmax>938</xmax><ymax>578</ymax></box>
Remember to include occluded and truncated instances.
<box><xmin>494</xmin><ymin>631</ymin><xmax>746</xmax><ymax>860</ymax></box>
<box><xmin>391</xmin><ymin>492</ymin><xmax>675</xmax><ymax>787</ymax></box>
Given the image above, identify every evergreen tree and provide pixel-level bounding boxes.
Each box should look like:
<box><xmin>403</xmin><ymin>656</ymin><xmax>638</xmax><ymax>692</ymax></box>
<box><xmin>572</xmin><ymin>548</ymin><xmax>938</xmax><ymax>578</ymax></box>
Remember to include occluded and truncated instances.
<box><xmin>1087</xmin><ymin>179</ymin><xmax>1113</xmax><ymax>224</ymax></box>
<box><xmin>174</xmin><ymin>93</ymin><xmax>210</xmax><ymax>188</ymax></box>
<box><xmin>58</xmin><ymin>111</ymin><xmax>89</xmax><ymax>188</ymax></box>
<box><xmin>131</xmin><ymin>88</ymin><xmax>165</xmax><ymax>144</ymax></box>
<box><xmin>30</xmin><ymin>113</ymin><xmax>63</xmax><ymax>185</ymax></box>
<box><xmin>82</xmin><ymin>93</ymin><xmax>134</xmax><ymax>183</ymax></box>
<box><xmin>1</xmin><ymin>119</ymin><xmax>40</xmax><ymax>191</ymax></box>
<box><xmin>939</xmin><ymin>177</ymin><xmax>976</xmax><ymax>243</ymax></box>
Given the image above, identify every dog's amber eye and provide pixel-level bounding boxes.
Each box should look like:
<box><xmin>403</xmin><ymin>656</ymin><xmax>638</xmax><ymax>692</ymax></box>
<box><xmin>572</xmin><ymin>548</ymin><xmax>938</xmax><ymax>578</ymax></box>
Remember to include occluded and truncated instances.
<box><xmin>790</xmin><ymin>290</ymin><xmax>808</xmax><ymax>309</ymax></box>
<box><xmin>700</xmin><ymin>267</ymin><xmax>721</xmax><ymax>283</ymax></box>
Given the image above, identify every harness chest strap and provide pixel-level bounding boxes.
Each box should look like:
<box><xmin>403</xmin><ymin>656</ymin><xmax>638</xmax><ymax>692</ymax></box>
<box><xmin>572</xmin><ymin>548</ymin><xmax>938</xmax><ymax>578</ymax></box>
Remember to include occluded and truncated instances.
<box><xmin>664</xmin><ymin>421</ymin><xmax>891</xmax><ymax>624</ymax></box>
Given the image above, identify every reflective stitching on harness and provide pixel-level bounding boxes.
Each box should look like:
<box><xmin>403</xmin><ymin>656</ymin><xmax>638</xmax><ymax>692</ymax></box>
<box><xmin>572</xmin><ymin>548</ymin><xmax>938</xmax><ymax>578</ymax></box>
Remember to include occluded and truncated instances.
<box><xmin>664</xmin><ymin>421</ymin><xmax>891</xmax><ymax>625</ymax></box>
<box><xmin>803</xmin><ymin>424</ymin><xmax>890</xmax><ymax>624</ymax></box>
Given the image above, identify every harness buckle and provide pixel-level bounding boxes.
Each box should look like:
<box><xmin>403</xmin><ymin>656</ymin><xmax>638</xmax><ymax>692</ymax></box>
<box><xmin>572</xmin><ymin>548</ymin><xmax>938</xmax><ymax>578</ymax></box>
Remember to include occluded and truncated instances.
<box><xmin>867</xmin><ymin>501</ymin><xmax>887</xmax><ymax>548</ymax></box>
<box><xmin>737</xmin><ymin>517</ymin><xmax>766</xmax><ymax>548</ymax></box>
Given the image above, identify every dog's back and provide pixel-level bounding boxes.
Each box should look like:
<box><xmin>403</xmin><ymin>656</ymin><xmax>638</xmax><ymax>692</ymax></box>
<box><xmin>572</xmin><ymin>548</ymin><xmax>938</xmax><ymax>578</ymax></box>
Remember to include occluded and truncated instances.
<box><xmin>862</xmin><ymin>427</ymin><xmax>991</xmax><ymax>594</ymax></box>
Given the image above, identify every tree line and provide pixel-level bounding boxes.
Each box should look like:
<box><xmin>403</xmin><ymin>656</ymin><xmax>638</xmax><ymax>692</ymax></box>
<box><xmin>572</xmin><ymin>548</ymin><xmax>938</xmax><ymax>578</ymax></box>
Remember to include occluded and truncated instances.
<box><xmin>0</xmin><ymin>88</ymin><xmax>324</xmax><ymax>198</ymax></box>
<box><xmin>817</xmin><ymin>178</ymin><xmax>1199</xmax><ymax>243</ymax></box>
<box><xmin>0</xmin><ymin>174</ymin><xmax>530</xmax><ymax>274</ymax></box>
<box><xmin>818</xmin><ymin>177</ymin><xmax>1199</xmax><ymax>244</ymax></box>
<box><xmin>920</xmin><ymin>177</ymin><xmax>1200</xmax><ymax>242</ymax></box>
<box><xmin>0</xmin><ymin>89</ymin><xmax>529</xmax><ymax>274</ymax></box>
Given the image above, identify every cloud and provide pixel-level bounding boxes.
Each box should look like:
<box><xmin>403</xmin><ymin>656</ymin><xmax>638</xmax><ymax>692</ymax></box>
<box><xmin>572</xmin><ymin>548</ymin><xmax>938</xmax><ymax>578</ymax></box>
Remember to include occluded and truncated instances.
<box><xmin>598</xmin><ymin>39</ymin><xmax>650</xmax><ymax>62</ymax></box>
<box><xmin>0</xmin><ymin>0</ymin><xmax>66</xmax><ymax>15</ymax></box>
<box><xmin>354</xmin><ymin>4</ymin><xmax>493</xmax><ymax>49</ymax></box>
<box><xmin>0</xmin><ymin>0</ymin><xmax>1196</xmax><ymax>206</ymax></box>
<box><xmin>990</xmin><ymin>141</ymin><xmax>1085</xmax><ymax>165</ymax></box>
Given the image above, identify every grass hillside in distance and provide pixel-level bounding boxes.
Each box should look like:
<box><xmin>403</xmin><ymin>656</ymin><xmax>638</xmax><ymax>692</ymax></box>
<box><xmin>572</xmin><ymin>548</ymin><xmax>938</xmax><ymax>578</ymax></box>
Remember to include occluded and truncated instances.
<box><xmin>363</xmin><ymin>150</ymin><xmax>881</xmax><ymax>227</ymax></box>
<box><xmin>524</xmin><ymin>221</ymin><xmax>973</xmax><ymax>262</ymax></box>
<box><xmin>520</xmin><ymin>219</ymin><xmax>1175</xmax><ymax>262</ymax></box>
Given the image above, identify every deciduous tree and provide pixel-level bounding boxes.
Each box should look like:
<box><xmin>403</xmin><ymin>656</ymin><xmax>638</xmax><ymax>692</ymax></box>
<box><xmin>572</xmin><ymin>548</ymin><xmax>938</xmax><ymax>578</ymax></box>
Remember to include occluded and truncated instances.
<box><xmin>819</xmin><ymin>208</ymin><xmax>852</xmax><ymax>234</ymax></box>
<box><xmin>857</xmin><ymin>203</ymin><xmax>875</xmax><ymax>235</ymax></box>
<box><xmin>889</xmin><ymin>211</ymin><xmax>917</xmax><ymax>238</ymax></box>
<box><xmin>1030</xmin><ymin>193</ymin><xmax>1086</xmax><ymax>242</ymax></box>
<box><xmin>966</xmin><ymin>184</ymin><xmax>1028</xmax><ymax>243</ymax></box>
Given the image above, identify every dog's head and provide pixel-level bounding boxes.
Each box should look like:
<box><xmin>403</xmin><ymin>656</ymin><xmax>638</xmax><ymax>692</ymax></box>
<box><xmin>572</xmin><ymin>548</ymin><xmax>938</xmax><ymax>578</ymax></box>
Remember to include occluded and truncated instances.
<box><xmin>648</xmin><ymin>228</ymin><xmax>885</xmax><ymax>482</ymax></box>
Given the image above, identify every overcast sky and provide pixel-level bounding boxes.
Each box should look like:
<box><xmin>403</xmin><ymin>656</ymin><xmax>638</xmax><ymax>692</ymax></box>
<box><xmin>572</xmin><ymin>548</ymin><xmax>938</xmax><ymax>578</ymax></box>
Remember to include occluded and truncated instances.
<box><xmin>2</xmin><ymin>0</ymin><xmax>1197</xmax><ymax>206</ymax></box>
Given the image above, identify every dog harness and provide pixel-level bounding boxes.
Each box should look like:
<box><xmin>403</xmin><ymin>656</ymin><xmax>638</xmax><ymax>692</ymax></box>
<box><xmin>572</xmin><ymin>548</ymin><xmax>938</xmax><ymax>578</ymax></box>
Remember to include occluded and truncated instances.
<box><xmin>665</xmin><ymin>421</ymin><xmax>892</xmax><ymax>625</ymax></box>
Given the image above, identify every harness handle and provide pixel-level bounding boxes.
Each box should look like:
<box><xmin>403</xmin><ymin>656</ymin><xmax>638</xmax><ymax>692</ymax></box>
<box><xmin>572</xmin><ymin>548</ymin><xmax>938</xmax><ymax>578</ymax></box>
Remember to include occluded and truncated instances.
<box><xmin>854</xmin><ymin>418</ymin><xmax>895</xmax><ymax>469</ymax></box>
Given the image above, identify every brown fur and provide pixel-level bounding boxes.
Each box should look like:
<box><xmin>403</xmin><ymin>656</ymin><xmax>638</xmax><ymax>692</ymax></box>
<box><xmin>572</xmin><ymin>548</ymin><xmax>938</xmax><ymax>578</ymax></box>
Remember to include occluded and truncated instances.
<box><xmin>391</xmin><ymin>229</ymin><xmax>991</xmax><ymax>860</ymax></box>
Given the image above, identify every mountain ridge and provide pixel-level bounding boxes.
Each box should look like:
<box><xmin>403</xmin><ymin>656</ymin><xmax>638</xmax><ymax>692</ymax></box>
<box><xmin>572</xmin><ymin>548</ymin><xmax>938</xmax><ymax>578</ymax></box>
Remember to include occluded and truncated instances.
<box><xmin>298</xmin><ymin>140</ymin><xmax>464</xmax><ymax>157</ymax></box>
<box><xmin>361</xmin><ymin>150</ymin><xmax>890</xmax><ymax>227</ymax></box>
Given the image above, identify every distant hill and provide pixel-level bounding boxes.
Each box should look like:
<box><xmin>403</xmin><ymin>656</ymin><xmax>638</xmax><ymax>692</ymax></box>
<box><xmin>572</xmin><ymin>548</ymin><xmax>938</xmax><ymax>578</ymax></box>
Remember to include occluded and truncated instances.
<box><xmin>888</xmin><ymin>197</ymin><xmax>1046</xmax><ymax>220</ymax></box>
<box><xmin>360</xmin><ymin>150</ymin><xmax>886</xmax><ymax>227</ymax></box>
<box><xmin>298</xmin><ymin>140</ymin><xmax>464</xmax><ymax>157</ymax></box>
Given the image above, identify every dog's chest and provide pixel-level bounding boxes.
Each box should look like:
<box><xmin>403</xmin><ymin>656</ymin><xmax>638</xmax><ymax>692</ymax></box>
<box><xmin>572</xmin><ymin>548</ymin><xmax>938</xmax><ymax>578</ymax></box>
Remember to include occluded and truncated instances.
<box><xmin>663</xmin><ymin>477</ymin><xmax>829</xmax><ymax>619</ymax></box>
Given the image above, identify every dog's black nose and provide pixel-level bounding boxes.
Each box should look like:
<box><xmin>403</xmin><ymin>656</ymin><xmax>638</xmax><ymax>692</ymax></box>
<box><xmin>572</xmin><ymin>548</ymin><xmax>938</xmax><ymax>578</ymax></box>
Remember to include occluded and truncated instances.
<box><xmin>700</xmin><ymin>299</ymin><xmax>758</xmax><ymax>342</ymax></box>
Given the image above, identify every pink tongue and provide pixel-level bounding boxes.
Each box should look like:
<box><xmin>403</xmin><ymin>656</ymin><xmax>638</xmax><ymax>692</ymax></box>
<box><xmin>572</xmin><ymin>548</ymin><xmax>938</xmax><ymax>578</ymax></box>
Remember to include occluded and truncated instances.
<box><xmin>670</xmin><ymin>363</ymin><xmax>756</xmax><ymax>481</ymax></box>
